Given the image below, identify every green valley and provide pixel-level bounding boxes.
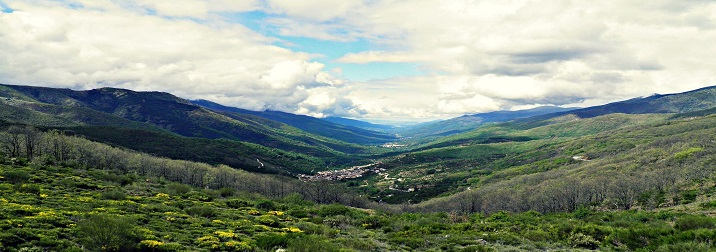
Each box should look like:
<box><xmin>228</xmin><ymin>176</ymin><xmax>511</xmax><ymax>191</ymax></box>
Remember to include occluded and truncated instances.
<box><xmin>4</xmin><ymin>84</ymin><xmax>716</xmax><ymax>251</ymax></box>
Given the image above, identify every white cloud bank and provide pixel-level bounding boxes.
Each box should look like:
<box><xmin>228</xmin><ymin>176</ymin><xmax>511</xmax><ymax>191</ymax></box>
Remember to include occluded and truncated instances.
<box><xmin>2</xmin><ymin>0</ymin><xmax>716</xmax><ymax>122</ymax></box>
<box><xmin>0</xmin><ymin>0</ymin><xmax>353</xmax><ymax>118</ymax></box>
<box><xmin>267</xmin><ymin>0</ymin><xmax>716</xmax><ymax>120</ymax></box>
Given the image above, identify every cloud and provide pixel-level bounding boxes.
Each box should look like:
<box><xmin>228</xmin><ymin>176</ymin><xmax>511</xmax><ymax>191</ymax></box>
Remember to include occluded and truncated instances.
<box><xmin>262</xmin><ymin>0</ymin><xmax>716</xmax><ymax>119</ymax></box>
<box><xmin>264</xmin><ymin>0</ymin><xmax>365</xmax><ymax>22</ymax></box>
<box><xmin>0</xmin><ymin>0</ymin><xmax>349</xmax><ymax>117</ymax></box>
<box><xmin>2</xmin><ymin>0</ymin><xmax>716</xmax><ymax>122</ymax></box>
<box><xmin>137</xmin><ymin>0</ymin><xmax>208</xmax><ymax>18</ymax></box>
<box><xmin>336</xmin><ymin>51</ymin><xmax>429</xmax><ymax>64</ymax></box>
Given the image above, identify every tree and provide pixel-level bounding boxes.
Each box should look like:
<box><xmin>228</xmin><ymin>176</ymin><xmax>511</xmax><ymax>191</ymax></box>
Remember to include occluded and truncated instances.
<box><xmin>77</xmin><ymin>214</ymin><xmax>136</xmax><ymax>252</ymax></box>
<box><xmin>20</xmin><ymin>126</ymin><xmax>41</xmax><ymax>160</ymax></box>
<box><xmin>1</xmin><ymin>126</ymin><xmax>23</xmax><ymax>158</ymax></box>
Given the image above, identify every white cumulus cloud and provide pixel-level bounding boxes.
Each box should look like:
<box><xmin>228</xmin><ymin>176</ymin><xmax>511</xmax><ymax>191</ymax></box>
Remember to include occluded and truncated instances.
<box><xmin>0</xmin><ymin>0</ymin><xmax>351</xmax><ymax>117</ymax></box>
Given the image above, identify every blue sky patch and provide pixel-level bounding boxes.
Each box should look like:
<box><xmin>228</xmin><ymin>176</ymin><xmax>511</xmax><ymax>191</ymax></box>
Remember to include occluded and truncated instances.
<box><xmin>225</xmin><ymin>11</ymin><xmax>421</xmax><ymax>82</ymax></box>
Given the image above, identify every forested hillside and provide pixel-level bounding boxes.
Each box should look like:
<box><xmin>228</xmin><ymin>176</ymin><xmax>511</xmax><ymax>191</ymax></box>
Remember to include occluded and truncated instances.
<box><xmin>0</xmin><ymin>84</ymin><xmax>391</xmax><ymax>174</ymax></box>
<box><xmin>0</xmin><ymin>84</ymin><xmax>386</xmax><ymax>155</ymax></box>
<box><xmin>192</xmin><ymin>99</ymin><xmax>398</xmax><ymax>145</ymax></box>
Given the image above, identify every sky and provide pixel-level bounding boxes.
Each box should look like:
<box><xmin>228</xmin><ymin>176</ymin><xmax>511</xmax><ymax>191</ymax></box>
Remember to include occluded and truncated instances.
<box><xmin>1</xmin><ymin>0</ymin><xmax>715</xmax><ymax>123</ymax></box>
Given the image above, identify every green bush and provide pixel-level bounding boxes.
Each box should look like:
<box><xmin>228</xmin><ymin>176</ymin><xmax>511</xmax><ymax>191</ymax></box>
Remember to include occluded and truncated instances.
<box><xmin>4</xmin><ymin>170</ymin><xmax>30</xmax><ymax>183</ymax></box>
<box><xmin>185</xmin><ymin>206</ymin><xmax>217</xmax><ymax>218</ymax></box>
<box><xmin>0</xmin><ymin>228</ymin><xmax>40</xmax><ymax>247</ymax></box>
<box><xmin>254</xmin><ymin>200</ymin><xmax>276</xmax><ymax>211</ymax></box>
<box><xmin>655</xmin><ymin>241</ymin><xmax>712</xmax><ymax>252</ymax></box>
<box><xmin>680</xmin><ymin>190</ymin><xmax>698</xmax><ymax>204</ymax></box>
<box><xmin>674</xmin><ymin>147</ymin><xmax>703</xmax><ymax>160</ymax></box>
<box><xmin>288</xmin><ymin>235</ymin><xmax>339</xmax><ymax>251</ymax></box>
<box><xmin>99</xmin><ymin>173</ymin><xmax>135</xmax><ymax>186</ymax></box>
<box><xmin>101</xmin><ymin>189</ymin><xmax>127</xmax><ymax>200</ymax></box>
<box><xmin>287</xmin><ymin>208</ymin><xmax>309</xmax><ymax>218</ymax></box>
<box><xmin>16</xmin><ymin>183</ymin><xmax>41</xmax><ymax>195</ymax></box>
<box><xmin>318</xmin><ymin>204</ymin><xmax>351</xmax><ymax>217</ymax></box>
<box><xmin>674</xmin><ymin>215</ymin><xmax>715</xmax><ymax>231</ymax></box>
<box><xmin>522</xmin><ymin>229</ymin><xmax>553</xmax><ymax>242</ymax></box>
<box><xmin>388</xmin><ymin>236</ymin><xmax>425</xmax><ymax>249</ymax></box>
<box><xmin>568</xmin><ymin>233</ymin><xmax>600</xmax><ymax>249</ymax></box>
<box><xmin>255</xmin><ymin>233</ymin><xmax>289</xmax><ymax>250</ymax></box>
<box><xmin>78</xmin><ymin>214</ymin><xmax>137</xmax><ymax>252</ymax></box>
<box><xmin>218</xmin><ymin>187</ymin><xmax>235</xmax><ymax>198</ymax></box>
<box><xmin>282</xmin><ymin>192</ymin><xmax>311</xmax><ymax>206</ymax></box>
<box><xmin>167</xmin><ymin>182</ymin><xmax>192</xmax><ymax>195</ymax></box>
<box><xmin>572</xmin><ymin>206</ymin><xmax>590</xmax><ymax>219</ymax></box>
<box><xmin>258</xmin><ymin>215</ymin><xmax>281</xmax><ymax>227</ymax></box>
<box><xmin>226</xmin><ymin>199</ymin><xmax>252</xmax><ymax>208</ymax></box>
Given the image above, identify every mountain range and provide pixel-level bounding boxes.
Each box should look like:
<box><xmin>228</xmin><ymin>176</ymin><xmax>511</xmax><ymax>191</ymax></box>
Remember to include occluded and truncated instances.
<box><xmin>5</xmin><ymin>83</ymin><xmax>716</xmax><ymax>204</ymax></box>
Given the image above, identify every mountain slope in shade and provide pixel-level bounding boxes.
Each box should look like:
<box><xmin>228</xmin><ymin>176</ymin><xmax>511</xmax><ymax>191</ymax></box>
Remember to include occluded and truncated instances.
<box><xmin>397</xmin><ymin>106</ymin><xmax>575</xmax><ymax>140</ymax></box>
<box><xmin>0</xmin><ymin>84</ymin><xmax>371</xmax><ymax>156</ymax></box>
<box><xmin>192</xmin><ymin>99</ymin><xmax>397</xmax><ymax>145</ymax></box>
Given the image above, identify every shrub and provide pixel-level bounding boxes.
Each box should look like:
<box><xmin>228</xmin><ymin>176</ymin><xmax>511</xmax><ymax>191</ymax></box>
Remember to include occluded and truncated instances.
<box><xmin>675</xmin><ymin>215</ymin><xmax>715</xmax><ymax>231</ymax></box>
<box><xmin>254</xmin><ymin>200</ymin><xmax>276</xmax><ymax>211</ymax></box>
<box><xmin>287</xmin><ymin>208</ymin><xmax>309</xmax><ymax>218</ymax></box>
<box><xmin>16</xmin><ymin>184</ymin><xmax>41</xmax><ymax>195</ymax></box>
<box><xmin>568</xmin><ymin>233</ymin><xmax>600</xmax><ymax>249</ymax></box>
<box><xmin>360</xmin><ymin>215</ymin><xmax>388</xmax><ymax>229</ymax></box>
<box><xmin>167</xmin><ymin>183</ymin><xmax>192</xmax><ymax>195</ymax></box>
<box><xmin>388</xmin><ymin>236</ymin><xmax>425</xmax><ymax>249</ymax></box>
<box><xmin>257</xmin><ymin>215</ymin><xmax>281</xmax><ymax>227</ymax></box>
<box><xmin>573</xmin><ymin>206</ymin><xmax>590</xmax><ymax>219</ymax></box>
<box><xmin>4</xmin><ymin>170</ymin><xmax>30</xmax><ymax>184</ymax></box>
<box><xmin>282</xmin><ymin>192</ymin><xmax>311</xmax><ymax>206</ymax></box>
<box><xmin>218</xmin><ymin>187</ymin><xmax>235</xmax><ymax>198</ymax></box>
<box><xmin>0</xmin><ymin>228</ymin><xmax>40</xmax><ymax>247</ymax></box>
<box><xmin>78</xmin><ymin>214</ymin><xmax>137</xmax><ymax>252</ymax></box>
<box><xmin>255</xmin><ymin>233</ymin><xmax>289</xmax><ymax>250</ymax></box>
<box><xmin>101</xmin><ymin>190</ymin><xmax>127</xmax><ymax>200</ymax></box>
<box><xmin>318</xmin><ymin>204</ymin><xmax>351</xmax><ymax>217</ymax></box>
<box><xmin>674</xmin><ymin>147</ymin><xmax>703</xmax><ymax>160</ymax></box>
<box><xmin>679</xmin><ymin>190</ymin><xmax>698</xmax><ymax>204</ymax></box>
<box><xmin>655</xmin><ymin>241</ymin><xmax>712</xmax><ymax>252</ymax></box>
<box><xmin>185</xmin><ymin>206</ymin><xmax>217</xmax><ymax>218</ymax></box>
<box><xmin>287</xmin><ymin>235</ymin><xmax>338</xmax><ymax>251</ymax></box>
<box><xmin>226</xmin><ymin>199</ymin><xmax>252</xmax><ymax>208</ymax></box>
<box><xmin>522</xmin><ymin>229</ymin><xmax>553</xmax><ymax>242</ymax></box>
<box><xmin>100</xmin><ymin>173</ymin><xmax>135</xmax><ymax>186</ymax></box>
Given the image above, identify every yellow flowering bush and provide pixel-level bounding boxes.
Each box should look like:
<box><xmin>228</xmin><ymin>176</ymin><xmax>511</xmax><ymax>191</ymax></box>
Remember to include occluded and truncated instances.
<box><xmin>139</xmin><ymin>240</ymin><xmax>164</xmax><ymax>249</ymax></box>
<box><xmin>215</xmin><ymin>230</ymin><xmax>238</xmax><ymax>240</ymax></box>
<box><xmin>267</xmin><ymin>211</ymin><xmax>285</xmax><ymax>216</ymax></box>
<box><xmin>197</xmin><ymin>235</ymin><xmax>221</xmax><ymax>249</ymax></box>
<box><xmin>281</xmin><ymin>226</ymin><xmax>303</xmax><ymax>233</ymax></box>
<box><xmin>223</xmin><ymin>241</ymin><xmax>253</xmax><ymax>251</ymax></box>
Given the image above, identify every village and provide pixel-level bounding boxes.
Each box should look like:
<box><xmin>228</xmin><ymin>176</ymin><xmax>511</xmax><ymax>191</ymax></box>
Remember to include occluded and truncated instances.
<box><xmin>298</xmin><ymin>162</ymin><xmax>386</xmax><ymax>182</ymax></box>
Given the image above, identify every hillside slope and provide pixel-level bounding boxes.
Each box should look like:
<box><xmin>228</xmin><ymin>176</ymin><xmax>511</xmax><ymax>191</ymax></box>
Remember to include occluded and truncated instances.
<box><xmin>0</xmin><ymin>84</ymin><xmax>373</xmax><ymax>156</ymax></box>
<box><xmin>192</xmin><ymin>99</ymin><xmax>397</xmax><ymax>145</ymax></box>
<box><xmin>512</xmin><ymin>86</ymin><xmax>716</xmax><ymax>129</ymax></box>
<box><xmin>396</xmin><ymin>106</ymin><xmax>574</xmax><ymax>141</ymax></box>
